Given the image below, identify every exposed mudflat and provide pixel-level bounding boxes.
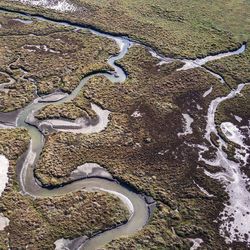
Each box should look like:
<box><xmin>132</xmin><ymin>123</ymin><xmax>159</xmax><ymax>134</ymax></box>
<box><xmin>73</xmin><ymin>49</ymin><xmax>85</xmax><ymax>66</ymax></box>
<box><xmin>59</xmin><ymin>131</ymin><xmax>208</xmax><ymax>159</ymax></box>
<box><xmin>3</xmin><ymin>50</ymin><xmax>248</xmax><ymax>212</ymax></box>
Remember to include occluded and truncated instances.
<box><xmin>0</xmin><ymin>3</ymin><xmax>249</xmax><ymax>250</ymax></box>
<box><xmin>0</xmin><ymin>155</ymin><xmax>9</xmax><ymax>197</ymax></box>
<box><xmin>198</xmin><ymin>83</ymin><xmax>250</xmax><ymax>246</ymax></box>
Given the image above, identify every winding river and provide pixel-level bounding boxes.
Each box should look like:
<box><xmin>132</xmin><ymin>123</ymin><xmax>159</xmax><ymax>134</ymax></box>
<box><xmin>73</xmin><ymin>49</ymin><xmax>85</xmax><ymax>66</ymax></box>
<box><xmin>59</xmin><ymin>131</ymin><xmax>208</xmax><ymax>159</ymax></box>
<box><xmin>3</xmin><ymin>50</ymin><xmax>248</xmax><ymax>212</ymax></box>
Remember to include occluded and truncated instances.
<box><xmin>16</xmin><ymin>38</ymin><xmax>151</xmax><ymax>250</ymax></box>
<box><xmin>0</xmin><ymin>5</ymin><xmax>249</xmax><ymax>249</ymax></box>
<box><xmin>1</xmin><ymin>9</ymin><xmax>151</xmax><ymax>250</ymax></box>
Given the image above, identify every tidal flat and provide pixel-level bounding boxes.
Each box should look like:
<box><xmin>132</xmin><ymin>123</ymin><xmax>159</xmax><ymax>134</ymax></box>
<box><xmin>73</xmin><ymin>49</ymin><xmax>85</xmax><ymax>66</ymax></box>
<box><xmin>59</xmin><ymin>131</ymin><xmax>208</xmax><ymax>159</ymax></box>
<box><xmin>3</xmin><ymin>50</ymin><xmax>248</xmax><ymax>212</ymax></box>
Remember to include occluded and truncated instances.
<box><xmin>0</xmin><ymin>1</ymin><xmax>249</xmax><ymax>250</ymax></box>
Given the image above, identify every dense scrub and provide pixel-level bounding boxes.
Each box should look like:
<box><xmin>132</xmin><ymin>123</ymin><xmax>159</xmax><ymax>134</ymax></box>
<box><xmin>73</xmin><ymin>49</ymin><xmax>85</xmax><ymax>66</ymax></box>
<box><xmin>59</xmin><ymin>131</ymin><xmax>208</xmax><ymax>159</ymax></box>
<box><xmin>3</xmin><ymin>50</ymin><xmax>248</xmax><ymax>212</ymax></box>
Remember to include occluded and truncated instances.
<box><xmin>0</xmin><ymin>12</ymin><xmax>116</xmax><ymax>112</ymax></box>
<box><xmin>1</xmin><ymin>0</ymin><xmax>249</xmax><ymax>57</ymax></box>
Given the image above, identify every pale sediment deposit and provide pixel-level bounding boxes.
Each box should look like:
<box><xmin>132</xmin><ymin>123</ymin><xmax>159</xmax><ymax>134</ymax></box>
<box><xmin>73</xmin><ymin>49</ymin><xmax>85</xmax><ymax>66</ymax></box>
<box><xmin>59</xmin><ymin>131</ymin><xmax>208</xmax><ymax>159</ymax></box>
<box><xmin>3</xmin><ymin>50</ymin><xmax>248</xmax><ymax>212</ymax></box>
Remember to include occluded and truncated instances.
<box><xmin>0</xmin><ymin>155</ymin><xmax>9</xmax><ymax>197</ymax></box>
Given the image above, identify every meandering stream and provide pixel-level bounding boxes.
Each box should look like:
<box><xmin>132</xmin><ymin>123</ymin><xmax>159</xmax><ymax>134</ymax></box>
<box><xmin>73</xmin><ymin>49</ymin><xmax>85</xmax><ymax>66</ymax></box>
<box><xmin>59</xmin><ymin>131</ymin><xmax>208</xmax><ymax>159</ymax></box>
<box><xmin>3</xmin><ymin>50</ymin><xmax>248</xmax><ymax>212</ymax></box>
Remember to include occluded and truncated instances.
<box><xmin>0</xmin><ymin>5</ymin><xmax>249</xmax><ymax>249</ymax></box>
<box><xmin>0</xmin><ymin>9</ymin><xmax>151</xmax><ymax>250</ymax></box>
<box><xmin>17</xmin><ymin>37</ymin><xmax>152</xmax><ymax>250</ymax></box>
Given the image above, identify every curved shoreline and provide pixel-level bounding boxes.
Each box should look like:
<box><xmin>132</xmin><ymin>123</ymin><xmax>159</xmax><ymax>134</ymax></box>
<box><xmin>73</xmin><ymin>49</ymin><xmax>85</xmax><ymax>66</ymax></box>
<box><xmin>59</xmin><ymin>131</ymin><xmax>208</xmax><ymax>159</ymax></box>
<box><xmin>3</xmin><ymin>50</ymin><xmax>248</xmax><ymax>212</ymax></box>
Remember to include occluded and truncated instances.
<box><xmin>0</xmin><ymin>6</ymin><xmax>249</xmax><ymax>249</ymax></box>
<box><xmin>0</xmin><ymin>6</ymin><xmax>247</xmax><ymax>63</ymax></box>
<box><xmin>0</xmin><ymin>12</ymin><xmax>152</xmax><ymax>250</ymax></box>
<box><xmin>0</xmin><ymin>5</ymin><xmax>247</xmax><ymax>60</ymax></box>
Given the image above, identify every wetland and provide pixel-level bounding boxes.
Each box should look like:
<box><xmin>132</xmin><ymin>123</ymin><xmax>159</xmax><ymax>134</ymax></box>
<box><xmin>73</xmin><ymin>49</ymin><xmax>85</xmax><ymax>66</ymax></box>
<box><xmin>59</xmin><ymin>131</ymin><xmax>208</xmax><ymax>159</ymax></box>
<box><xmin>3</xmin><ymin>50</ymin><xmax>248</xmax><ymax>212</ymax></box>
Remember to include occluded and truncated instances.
<box><xmin>0</xmin><ymin>1</ymin><xmax>249</xmax><ymax>249</ymax></box>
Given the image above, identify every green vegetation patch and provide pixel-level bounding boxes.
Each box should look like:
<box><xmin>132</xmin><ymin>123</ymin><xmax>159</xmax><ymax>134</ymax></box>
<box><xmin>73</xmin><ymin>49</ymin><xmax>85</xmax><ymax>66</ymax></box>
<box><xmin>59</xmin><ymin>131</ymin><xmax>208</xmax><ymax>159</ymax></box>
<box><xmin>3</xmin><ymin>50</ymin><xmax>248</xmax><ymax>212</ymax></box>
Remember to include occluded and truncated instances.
<box><xmin>0</xmin><ymin>12</ymin><xmax>117</xmax><ymax>112</ymax></box>
<box><xmin>0</xmin><ymin>128</ymin><xmax>129</xmax><ymax>250</ymax></box>
<box><xmin>206</xmin><ymin>45</ymin><xmax>250</xmax><ymax>88</ymax></box>
<box><xmin>33</xmin><ymin>45</ymin><xmax>231</xmax><ymax>248</ymax></box>
<box><xmin>0</xmin><ymin>0</ymin><xmax>249</xmax><ymax>57</ymax></box>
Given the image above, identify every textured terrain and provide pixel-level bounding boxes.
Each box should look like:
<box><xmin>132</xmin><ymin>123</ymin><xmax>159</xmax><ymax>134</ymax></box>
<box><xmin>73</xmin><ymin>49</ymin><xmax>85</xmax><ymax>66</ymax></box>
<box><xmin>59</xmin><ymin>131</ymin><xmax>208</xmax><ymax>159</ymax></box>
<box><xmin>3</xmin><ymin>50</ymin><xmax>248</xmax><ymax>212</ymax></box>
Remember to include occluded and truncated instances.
<box><xmin>0</xmin><ymin>1</ymin><xmax>249</xmax><ymax>249</ymax></box>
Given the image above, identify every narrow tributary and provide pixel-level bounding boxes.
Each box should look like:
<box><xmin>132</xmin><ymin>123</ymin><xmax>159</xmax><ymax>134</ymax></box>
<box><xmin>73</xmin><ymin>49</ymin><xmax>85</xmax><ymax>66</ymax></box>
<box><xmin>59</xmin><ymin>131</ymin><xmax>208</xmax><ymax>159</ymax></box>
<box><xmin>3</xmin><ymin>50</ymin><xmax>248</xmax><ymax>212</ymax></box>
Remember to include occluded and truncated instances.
<box><xmin>0</xmin><ymin>6</ymin><xmax>248</xmax><ymax>249</ymax></box>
